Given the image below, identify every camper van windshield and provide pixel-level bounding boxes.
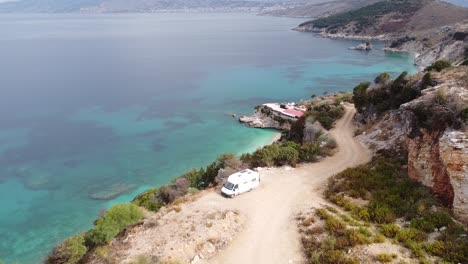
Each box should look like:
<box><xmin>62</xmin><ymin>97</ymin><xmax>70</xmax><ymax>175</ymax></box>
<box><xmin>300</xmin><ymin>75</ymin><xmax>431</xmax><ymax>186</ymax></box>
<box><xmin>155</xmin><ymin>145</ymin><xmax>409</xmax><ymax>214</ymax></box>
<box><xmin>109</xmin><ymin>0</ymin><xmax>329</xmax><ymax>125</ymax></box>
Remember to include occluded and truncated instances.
<box><xmin>224</xmin><ymin>182</ymin><xmax>235</xmax><ymax>190</ymax></box>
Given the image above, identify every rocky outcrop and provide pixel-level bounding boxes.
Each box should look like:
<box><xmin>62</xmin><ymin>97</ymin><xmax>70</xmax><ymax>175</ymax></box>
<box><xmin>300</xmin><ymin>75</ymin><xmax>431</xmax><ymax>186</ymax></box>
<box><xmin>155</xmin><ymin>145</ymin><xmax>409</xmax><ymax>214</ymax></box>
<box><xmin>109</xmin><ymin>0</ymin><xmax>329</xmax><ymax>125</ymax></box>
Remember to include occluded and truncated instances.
<box><xmin>356</xmin><ymin>110</ymin><xmax>416</xmax><ymax>155</ymax></box>
<box><xmin>239</xmin><ymin>110</ymin><xmax>290</xmax><ymax>130</ymax></box>
<box><xmin>349</xmin><ymin>42</ymin><xmax>373</xmax><ymax>50</ymax></box>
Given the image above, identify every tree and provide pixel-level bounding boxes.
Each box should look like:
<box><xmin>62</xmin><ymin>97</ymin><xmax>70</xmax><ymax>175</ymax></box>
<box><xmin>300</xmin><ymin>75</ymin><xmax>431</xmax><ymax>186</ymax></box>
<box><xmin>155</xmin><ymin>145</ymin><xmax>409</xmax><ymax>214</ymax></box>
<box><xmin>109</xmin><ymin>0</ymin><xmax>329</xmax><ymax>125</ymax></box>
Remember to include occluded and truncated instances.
<box><xmin>420</xmin><ymin>72</ymin><xmax>432</xmax><ymax>90</ymax></box>
<box><xmin>352</xmin><ymin>82</ymin><xmax>371</xmax><ymax>111</ymax></box>
<box><xmin>374</xmin><ymin>72</ymin><xmax>390</xmax><ymax>84</ymax></box>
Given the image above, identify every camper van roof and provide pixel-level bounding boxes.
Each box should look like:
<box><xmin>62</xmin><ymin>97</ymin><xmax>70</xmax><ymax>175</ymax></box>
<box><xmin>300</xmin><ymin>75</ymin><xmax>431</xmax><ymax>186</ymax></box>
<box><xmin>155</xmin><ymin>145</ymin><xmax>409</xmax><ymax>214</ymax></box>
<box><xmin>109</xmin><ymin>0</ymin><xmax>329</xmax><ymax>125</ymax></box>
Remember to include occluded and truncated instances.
<box><xmin>227</xmin><ymin>169</ymin><xmax>257</xmax><ymax>184</ymax></box>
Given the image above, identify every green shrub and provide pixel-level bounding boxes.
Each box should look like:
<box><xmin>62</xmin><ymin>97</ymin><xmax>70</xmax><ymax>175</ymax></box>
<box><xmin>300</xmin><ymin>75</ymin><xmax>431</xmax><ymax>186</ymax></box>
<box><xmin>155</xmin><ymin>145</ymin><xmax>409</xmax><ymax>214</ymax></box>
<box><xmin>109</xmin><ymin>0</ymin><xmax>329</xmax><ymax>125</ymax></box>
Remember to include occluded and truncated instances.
<box><xmin>132</xmin><ymin>188</ymin><xmax>163</xmax><ymax>212</ymax></box>
<box><xmin>380</xmin><ymin>224</ymin><xmax>400</xmax><ymax>238</ymax></box>
<box><xmin>338</xmin><ymin>229</ymin><xmax>371</xmax><ymax>248</ymax></box>
<box><xmin>395</xmin><ymin>228</ymin><xmax>427</xmax><ymax>244</ymax></box>
<box><xmin>325</xmin><ymin>217</ymin><xmax>347</xmax><ymax>236</ymax></box>
<box><xmin>425</xmin><ymin>60</ymin><xmax>451</xmax><ymax>72</ymax></box>
<box><xmin>375</xmin><ymin>253</ymin><xmax>394</xmax><ymax>263</ymax></box>
<box><xmin>423</xmin><ymin>238</ymin><xmax>468</xmax><ymax>263</ymax></box>
<box><xmin>276</xmin><ymin>146</ymin><xmax>300</xmax><ymax>166</ymax></box>
<box><xmin>423</xmin><ymin>240</ymin><xmax>445</xmax><ymax>256</ymax></box>
<box><xmin>299</xmin><ymin>142</ymin><xmax>321</xmax><ymax>162</ymax></box>
<box><xmin>46</xmin><ymin>233</ymin><xmax>87</xmax><ymax>264</ymax></box>
<box><xmin>316</xmin><ymin>208</ymin><xmax>331</xmax><ymax>220</ymax></box>
<box><xmin>370</xmin><ymin>205</ymin><xmax>396</xmax><ymax>224</ymax></box>
<box><xmin>373</xmin><ymin>234</ymin><xmax>386</xmax><ymax>243</ymax></box>
<box><xmin>311</xmin><ymin>249</ymin><xmax>359</xmax><ymax>264</ymax></box>
<box><xmin>307</xmin><ymin>104</ymin><xmax>344</xmax><ymax>130</ymax></box>
<box><xmin>406</xmin><ymin>240</ymin><xmax>425</xmax><ymax>258</ymax></box>
<box><xmin>358</xmin><ymin>227</ymin><xmax>372</xmax><ymax>237</ymax></box>
<box><xmin>85</xmin><ymin>204</ymin><xmax>144</xmax><ymax>246</ymax></box>
<box><xmin>410</xmin><ymin>211</ymin><xmax>453</xmax><ymax>232</ymax></box>
<box><xmin>355</xmin><ymin>208</ymin><xmax>370</xmax><ymax>222</ymax></box>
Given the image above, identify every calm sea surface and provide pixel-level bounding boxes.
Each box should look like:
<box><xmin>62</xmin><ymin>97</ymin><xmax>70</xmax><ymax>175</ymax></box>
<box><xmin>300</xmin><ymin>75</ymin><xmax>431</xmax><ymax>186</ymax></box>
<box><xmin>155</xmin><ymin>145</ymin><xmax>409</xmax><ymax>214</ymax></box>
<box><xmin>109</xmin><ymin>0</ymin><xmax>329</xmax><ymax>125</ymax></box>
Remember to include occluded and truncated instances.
<box><xmin>0</xmin><ymin>13</ymin><xmax>417</xmax><ymax>263</ymax></box>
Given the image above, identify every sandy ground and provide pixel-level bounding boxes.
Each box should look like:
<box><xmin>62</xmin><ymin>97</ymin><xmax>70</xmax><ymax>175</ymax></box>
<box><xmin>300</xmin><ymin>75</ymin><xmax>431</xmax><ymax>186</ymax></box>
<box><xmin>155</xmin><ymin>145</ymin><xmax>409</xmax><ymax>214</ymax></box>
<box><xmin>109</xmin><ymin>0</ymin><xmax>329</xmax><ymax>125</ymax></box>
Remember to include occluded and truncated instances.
<box><xmin>203</xmin><ymin>104</ymin><xmax>372</xmax><ymax>264</ymax></box>
<box><xmin>91</xmin><ymin>104</ymin><xmax>371</xmax><ymax>264</ymax></box>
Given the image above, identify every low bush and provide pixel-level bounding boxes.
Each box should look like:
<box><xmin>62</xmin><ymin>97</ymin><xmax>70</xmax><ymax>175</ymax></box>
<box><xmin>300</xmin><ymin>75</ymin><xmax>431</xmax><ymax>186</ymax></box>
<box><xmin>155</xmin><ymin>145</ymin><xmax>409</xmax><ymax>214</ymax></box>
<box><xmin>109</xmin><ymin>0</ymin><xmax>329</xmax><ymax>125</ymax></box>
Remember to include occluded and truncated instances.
<box><xmin>325</xmin><ymin>158</ymin><xmax>468</xmax><ymax>262</ymax></box>
<box><xmin>373</xmin><ymin>234</ymin><xmax>386</xmax><ymax>243</ymax></box>
<box><xmin>423</xmin><ymin>239</ymin><xmax>468</xmax><ymax>263</ymax></box>
<box><xmin>395</xmin><ymin>228</ymin><xmax>427</xmax><ymax>244</ymax></box>
<box><xmin>380</xmin><ymin>223</ymin><xmax>400</xmax><ymax>238</ymax></box>
<box><xmin>46</xmin><ymin>233</ymin><xmax>87</xmax><ymax>264</ymax></box>
<box><xmin>370</xmin><ymin>205</ymin><xmax>396</xmax><ymax>224</ymax></box>
<box><xmin>316</xmin><ymin>208</ymin><xmax>331</xmax><ymax>220</ymax></box>
<box><xmin>410</xmin><ymin>210</ymin><xmax>453</xmax><ymax>232</ymax></box>
<box><xmin>132</xmin><ymin>188</ymin><xmax>163</xmax><ymax>212</ymax></box>
<box><xmin>309</xmin><ymin>249</ymin><xmax>359</xmax><ymax>264</ymax></box>
<box><xmin>241</xmin><ymin>141</ymin><xmax>323</xmax><ymax>168</ymax></box>
<box><xmin>299</xmin><ymin>142</ymin><xmax>321</xmax><ymax>162</ymax></box>
<box><xmin>85</xmin><ymin>204</ymin><xmax>144</xmax><ymax>246</ymax></box>
<box><xmin>325</xmin><ymin>217</ymin><xmax>347</xmax><ymax>236</ymax></box>
<box><xmin>424</xmin><ymin>60</ymin><xmax>451</xmax><ymax>72</ymax></box>
<box><xmin>375</xmin><ymin>253</ymin><xmax>395</xmax><ymax>263</ymax></box>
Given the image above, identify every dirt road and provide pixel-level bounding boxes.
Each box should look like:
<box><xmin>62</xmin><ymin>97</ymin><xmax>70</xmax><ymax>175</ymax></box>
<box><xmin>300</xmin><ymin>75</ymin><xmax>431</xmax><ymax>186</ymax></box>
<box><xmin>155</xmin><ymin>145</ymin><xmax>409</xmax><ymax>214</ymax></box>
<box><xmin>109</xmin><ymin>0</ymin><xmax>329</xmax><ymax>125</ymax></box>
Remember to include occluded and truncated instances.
<box><xmin>198</xmin><ymin>104</ymin><xmax>372</xmax><ymax>264</ymax></box>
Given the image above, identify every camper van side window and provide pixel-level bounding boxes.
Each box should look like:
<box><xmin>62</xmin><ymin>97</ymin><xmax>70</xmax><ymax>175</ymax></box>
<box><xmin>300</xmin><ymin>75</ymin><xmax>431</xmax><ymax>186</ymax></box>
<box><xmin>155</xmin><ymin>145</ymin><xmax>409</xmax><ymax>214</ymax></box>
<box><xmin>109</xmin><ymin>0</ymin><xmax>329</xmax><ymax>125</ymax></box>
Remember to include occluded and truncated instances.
<box><xmin>234</xmin><ymin>184</ymin><xmax>238</xmax><ymax>189</ymax></box>
<box><xmin>252</xmin><ymin>178</ymin><xmax>256</xmax><ymax>182</ymax></box>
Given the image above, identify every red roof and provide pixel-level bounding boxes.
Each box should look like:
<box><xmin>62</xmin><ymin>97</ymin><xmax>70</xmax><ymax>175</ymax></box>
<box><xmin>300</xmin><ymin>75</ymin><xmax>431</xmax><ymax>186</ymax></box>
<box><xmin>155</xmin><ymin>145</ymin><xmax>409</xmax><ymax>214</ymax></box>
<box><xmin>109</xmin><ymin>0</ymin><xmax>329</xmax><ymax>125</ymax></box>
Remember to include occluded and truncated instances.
<box><xmin>283</xmin><ymin>109</ymin><xmax>304</xmax><ymax>118</ymax></box>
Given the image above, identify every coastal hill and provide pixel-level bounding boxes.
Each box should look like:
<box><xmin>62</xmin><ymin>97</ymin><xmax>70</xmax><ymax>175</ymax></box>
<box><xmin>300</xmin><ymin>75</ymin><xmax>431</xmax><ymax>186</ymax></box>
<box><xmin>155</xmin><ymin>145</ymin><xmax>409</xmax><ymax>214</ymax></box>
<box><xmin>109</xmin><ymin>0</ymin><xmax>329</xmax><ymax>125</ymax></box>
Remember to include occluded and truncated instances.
<box><xmin>0</xmin><ymin>0</ymin><xmax>284</xmax><ymax>13</ymax></box>
<box><xmin>295</xmin><ymin>0</ymin><xmax>468</xmax><ymax>67</ymax></box>
<box><xmin>260</xmin><ymin>0</ymin><xmax>381</xmax><ymax>18</ymax></box>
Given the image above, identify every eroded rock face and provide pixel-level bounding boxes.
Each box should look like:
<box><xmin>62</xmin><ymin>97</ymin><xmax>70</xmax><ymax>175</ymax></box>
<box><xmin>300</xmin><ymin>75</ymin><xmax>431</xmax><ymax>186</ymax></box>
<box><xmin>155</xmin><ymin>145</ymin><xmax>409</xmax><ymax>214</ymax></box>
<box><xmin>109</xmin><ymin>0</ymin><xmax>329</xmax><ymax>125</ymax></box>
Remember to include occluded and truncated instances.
<box><xmin>408</xmin><ymin>129</ymin><xmax>467</xmax><ymax>224</ymax></box>
<box><xmin>407</xmin><ymin>130</ymin><xmax>455</xmax><ymax>205</ymax></box>
<box><xmin>356</xmin><ymin>110</ymin><xmax>416</xmax><ymax>155</ymax></box>
<box><xmin>439</xmin><ymin>131</ymin><xmax>468</xmax><ymax>223</ymax></box>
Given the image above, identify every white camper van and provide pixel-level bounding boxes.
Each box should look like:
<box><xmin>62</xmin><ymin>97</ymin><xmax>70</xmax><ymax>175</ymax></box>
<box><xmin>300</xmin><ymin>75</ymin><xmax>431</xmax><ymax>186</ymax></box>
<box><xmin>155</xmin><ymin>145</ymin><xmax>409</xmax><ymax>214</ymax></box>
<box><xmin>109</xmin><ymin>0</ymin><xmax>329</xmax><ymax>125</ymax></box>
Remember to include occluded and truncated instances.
<box><xmin>221</xmin><ymin>169</ymin><xmax>260</xmax><ymax>198</ymax></box>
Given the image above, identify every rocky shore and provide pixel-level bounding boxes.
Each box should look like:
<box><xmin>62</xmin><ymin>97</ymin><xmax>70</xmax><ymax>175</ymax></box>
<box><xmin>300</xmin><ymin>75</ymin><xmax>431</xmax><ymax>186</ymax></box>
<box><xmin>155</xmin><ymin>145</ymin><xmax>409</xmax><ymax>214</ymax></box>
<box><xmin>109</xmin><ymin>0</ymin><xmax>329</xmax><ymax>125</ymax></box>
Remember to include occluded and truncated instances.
<box><xmin>239</xmin><ymin>111</ymin><xmax>290</xmax><ymax>130</ymax></box>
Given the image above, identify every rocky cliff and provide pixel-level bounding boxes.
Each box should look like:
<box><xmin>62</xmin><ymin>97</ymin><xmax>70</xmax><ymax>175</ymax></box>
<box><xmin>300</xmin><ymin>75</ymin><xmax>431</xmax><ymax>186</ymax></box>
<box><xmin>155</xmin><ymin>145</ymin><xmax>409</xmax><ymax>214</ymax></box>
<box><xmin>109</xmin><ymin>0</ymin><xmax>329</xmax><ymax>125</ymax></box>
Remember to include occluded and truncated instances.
<box><xmin>407</xmin><ymin>130</ymin><xmax>467</xmax><ymax>223</ymax></box>
<box><xmin>355</xmin><ymin>66</ymin><xmax>468</xmax><ymax>223</ymax></box>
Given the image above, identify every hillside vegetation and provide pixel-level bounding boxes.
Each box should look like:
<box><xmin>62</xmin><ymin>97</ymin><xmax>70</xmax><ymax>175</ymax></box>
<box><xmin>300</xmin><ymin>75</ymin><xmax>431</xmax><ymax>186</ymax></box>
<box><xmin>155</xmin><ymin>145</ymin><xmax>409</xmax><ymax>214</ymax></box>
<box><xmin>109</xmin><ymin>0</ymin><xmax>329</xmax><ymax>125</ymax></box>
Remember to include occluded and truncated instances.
<box><xmin>299</xmin><ymin>0</ymin><xmax>424</xmax><ymax>31</ymax></box>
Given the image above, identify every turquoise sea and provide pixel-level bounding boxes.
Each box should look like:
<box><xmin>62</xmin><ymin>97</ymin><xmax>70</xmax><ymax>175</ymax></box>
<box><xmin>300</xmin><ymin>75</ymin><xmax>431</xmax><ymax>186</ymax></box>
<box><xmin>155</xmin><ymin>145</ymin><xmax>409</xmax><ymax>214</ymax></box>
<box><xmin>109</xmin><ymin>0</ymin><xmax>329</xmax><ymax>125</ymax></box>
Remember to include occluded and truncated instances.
<box><xmin>0</xmin><ymin>13</ymin><xmax>417</xmax><ymax>263</ymax></box>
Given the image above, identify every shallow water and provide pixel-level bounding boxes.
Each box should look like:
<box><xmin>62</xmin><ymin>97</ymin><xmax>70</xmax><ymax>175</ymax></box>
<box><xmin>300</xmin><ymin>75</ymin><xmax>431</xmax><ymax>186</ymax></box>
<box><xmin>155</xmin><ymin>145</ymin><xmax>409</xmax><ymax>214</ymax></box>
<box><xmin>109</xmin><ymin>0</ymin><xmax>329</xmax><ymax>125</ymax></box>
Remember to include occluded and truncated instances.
<box><xmin>0</xmin><ymin>13</ymin><xmax>417</xmax><ymax>263</ymax></box>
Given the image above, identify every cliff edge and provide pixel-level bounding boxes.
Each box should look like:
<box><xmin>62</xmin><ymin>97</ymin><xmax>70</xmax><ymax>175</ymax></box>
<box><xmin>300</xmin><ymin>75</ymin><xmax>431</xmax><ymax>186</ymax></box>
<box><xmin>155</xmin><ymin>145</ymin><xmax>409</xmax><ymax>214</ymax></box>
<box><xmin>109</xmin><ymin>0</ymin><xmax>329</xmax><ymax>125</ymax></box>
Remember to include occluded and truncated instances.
<box><xmin>354</xmin><ymin>66</ymin><xmax>468</xmax><ymax>223</ymax></box>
